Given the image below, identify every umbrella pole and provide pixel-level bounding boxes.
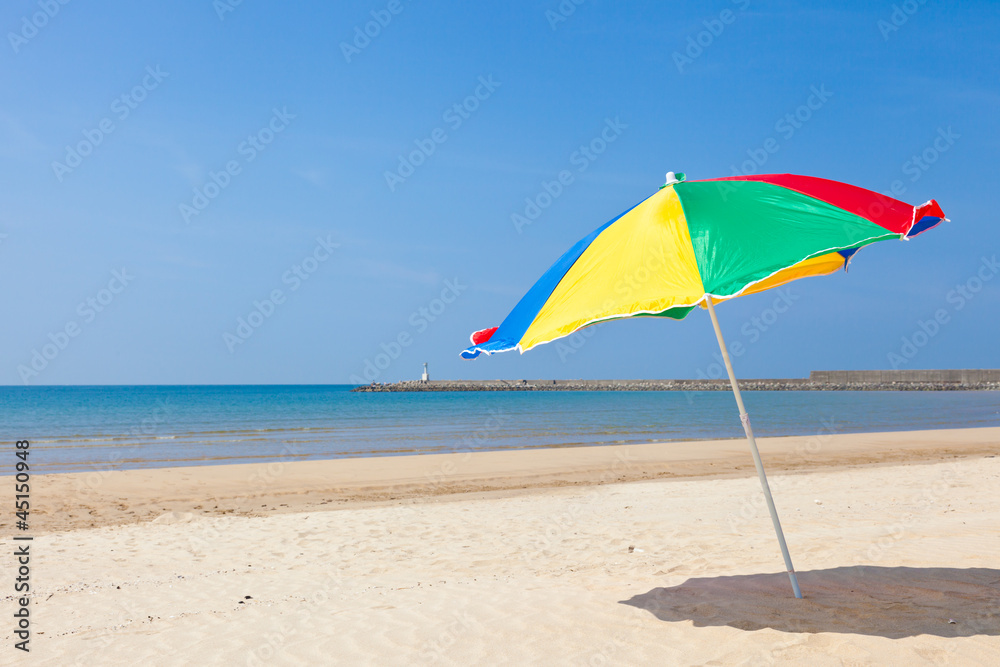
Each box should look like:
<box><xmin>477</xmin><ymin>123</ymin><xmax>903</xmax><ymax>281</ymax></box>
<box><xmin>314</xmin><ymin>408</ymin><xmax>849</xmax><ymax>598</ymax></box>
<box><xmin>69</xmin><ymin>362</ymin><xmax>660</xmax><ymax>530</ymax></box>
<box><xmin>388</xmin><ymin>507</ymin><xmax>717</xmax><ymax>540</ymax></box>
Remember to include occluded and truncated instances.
<box><xmin>705</xmin><ymin>298</ymin><xmax>803</xmax><ymax>599</ymax></box>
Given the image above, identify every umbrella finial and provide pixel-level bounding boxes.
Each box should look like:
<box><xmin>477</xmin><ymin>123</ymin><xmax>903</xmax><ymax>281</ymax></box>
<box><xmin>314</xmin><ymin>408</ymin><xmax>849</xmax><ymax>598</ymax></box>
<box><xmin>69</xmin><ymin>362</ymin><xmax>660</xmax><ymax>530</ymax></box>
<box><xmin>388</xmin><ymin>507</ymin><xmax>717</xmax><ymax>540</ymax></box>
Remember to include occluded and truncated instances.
<box><xmin>664</xmin><ymin>171</ymin><xmax>686</xmax><ymax>186</ymax></box>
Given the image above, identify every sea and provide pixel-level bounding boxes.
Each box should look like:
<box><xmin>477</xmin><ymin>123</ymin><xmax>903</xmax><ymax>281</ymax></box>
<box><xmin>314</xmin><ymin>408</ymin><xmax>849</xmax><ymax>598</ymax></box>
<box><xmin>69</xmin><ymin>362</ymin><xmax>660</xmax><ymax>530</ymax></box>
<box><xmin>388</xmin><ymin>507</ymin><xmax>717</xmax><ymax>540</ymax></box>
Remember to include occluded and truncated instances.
<box><xmin>2</xmin><ymin>385</ymin><xmax>998</xmax><ymax>474</ymax></box>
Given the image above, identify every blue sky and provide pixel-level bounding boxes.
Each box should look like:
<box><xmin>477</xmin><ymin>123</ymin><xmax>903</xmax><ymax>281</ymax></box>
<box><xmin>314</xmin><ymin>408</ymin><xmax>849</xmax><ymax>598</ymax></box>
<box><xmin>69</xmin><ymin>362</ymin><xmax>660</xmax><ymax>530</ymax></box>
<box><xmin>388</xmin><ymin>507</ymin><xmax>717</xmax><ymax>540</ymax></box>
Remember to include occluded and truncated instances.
<box><xmin>1</xmin><ymin>0</ymin><xmax>997</xmax><ymax>385</ymax></box>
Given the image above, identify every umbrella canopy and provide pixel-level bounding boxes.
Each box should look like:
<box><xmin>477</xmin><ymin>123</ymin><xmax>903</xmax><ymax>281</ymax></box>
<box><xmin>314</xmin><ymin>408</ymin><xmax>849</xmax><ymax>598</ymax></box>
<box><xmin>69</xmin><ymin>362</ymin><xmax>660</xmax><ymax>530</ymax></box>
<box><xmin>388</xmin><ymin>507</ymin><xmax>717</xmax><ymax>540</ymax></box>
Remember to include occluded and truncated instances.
<box><xmin>462</xmin><ymin>173</ymin><xmax>945</xmax><ymax>359</ymax></box>
<box><xmin>460</xmin><ymin>171</ymin><xmax>947</xmax><ymax>599</ymax></box>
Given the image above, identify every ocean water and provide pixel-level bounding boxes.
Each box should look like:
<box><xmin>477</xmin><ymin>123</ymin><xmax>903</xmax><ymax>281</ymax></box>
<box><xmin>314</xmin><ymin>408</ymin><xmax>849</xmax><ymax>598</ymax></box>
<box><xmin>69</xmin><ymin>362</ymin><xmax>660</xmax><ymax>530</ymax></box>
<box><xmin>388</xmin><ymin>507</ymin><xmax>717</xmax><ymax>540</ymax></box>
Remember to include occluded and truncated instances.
<box><xmin>1</xmin><ymin>385</ymin><xmax>998</xmax><ymax>474</ymax></box>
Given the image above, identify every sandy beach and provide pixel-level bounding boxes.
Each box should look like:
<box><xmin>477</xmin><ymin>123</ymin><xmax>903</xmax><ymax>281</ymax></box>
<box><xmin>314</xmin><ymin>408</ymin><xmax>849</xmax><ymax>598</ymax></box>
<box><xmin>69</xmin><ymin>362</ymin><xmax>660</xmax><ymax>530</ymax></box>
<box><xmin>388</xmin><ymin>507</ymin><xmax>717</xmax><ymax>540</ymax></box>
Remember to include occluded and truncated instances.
<box><xmin>4</xmin><ymin>426</ymin><xmax>999</xmax><ymax>665</ymax></box>
<box><xmin>9</xmin><ymin>0</ymin><xmax>997</xmax><ymax>664</ymax></box>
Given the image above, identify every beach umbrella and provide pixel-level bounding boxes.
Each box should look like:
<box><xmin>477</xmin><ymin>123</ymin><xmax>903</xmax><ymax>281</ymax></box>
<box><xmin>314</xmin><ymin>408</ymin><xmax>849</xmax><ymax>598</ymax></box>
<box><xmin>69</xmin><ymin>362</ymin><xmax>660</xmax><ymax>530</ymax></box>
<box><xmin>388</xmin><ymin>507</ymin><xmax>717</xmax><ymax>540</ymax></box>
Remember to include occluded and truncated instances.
<box><xmin>461</xmin><ymin>172</ymin><xmax>947</xmax><ymax>598</ymax></box>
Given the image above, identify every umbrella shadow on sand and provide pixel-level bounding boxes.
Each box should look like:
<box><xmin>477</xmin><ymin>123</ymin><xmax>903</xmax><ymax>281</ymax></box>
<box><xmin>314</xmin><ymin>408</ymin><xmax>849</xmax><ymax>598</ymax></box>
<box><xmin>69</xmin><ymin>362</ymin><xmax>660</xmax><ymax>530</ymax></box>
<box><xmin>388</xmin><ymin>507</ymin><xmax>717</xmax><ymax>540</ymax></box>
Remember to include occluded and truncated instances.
<box><xmin>620</xmin><ymin>566</ymin><xmax>1000</xmax><ymax>638</ymax></box>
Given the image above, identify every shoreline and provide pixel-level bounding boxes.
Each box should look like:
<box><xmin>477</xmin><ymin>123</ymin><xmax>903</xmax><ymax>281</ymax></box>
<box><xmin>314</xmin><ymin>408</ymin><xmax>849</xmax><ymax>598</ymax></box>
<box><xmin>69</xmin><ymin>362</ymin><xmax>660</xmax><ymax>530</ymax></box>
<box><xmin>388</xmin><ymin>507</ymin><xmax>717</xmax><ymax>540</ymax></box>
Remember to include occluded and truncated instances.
<box><xmin>16</xmin><ymin>425</ymin><xmax>1000</xmax><ymax>534</ymax></box>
